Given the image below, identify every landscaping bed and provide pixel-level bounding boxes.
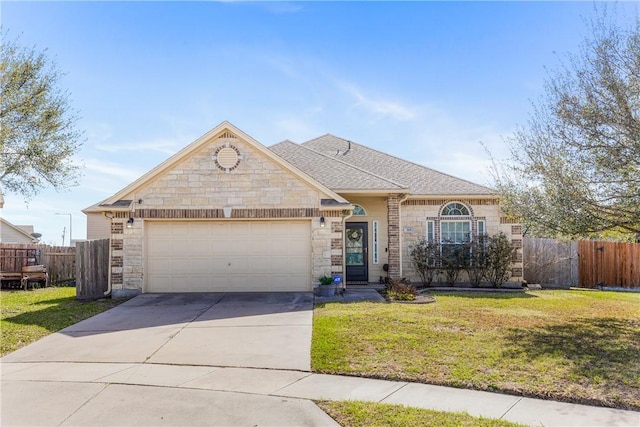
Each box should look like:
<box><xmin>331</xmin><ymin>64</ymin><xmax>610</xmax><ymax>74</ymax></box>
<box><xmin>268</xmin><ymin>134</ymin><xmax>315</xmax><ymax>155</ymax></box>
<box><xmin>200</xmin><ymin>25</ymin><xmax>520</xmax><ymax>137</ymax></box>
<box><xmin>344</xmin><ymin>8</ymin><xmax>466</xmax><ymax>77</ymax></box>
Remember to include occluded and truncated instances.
<box><xmin>1</xmin><ymin>287</ymin><xmax>124</xmax><ymax>356</ymax></box>
<box><xmin>312</xmin><ymin>290</ymin><xmax>640</xmax><ymax>410</ymax></box>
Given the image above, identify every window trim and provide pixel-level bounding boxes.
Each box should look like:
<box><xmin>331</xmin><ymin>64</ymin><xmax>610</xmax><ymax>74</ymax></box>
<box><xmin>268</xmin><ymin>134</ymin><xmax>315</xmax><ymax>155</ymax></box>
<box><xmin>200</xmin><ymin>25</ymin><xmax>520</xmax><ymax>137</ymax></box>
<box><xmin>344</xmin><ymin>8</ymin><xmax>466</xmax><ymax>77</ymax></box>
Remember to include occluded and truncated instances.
<box><xmin>440</xmin><ymin>202</ymin><xmax>471</xmax><ymax>217</ymax></box>
<box><xmin>352</xmin><ymin>205</ymin><xmax>367</xmax><ymax>216</ymax></box>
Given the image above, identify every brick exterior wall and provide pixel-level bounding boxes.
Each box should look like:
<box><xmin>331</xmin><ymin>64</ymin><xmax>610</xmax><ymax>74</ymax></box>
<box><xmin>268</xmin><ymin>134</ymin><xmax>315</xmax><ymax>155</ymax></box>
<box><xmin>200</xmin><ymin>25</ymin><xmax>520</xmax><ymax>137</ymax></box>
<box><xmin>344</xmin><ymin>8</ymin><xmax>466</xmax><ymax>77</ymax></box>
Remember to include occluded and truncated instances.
<box><xmin>387</xmin><ymin>195</ymin><xmax>401</xmax><ymax>280</ymax></box>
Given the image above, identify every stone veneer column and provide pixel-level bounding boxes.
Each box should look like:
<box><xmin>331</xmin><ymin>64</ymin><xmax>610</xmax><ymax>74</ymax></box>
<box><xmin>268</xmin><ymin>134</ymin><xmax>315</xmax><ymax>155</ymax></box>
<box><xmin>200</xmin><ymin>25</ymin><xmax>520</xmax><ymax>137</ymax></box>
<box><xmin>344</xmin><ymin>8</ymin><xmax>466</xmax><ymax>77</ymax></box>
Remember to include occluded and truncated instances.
<box><xmin>331</xmin><ymin>220</ymin><xmax>343</xmax><ymax>274</ymax></box>
<box><xmin>110</xmin><ymin>221</ymin><xmax>124</xmax><ymax>289</ymax></box>
<box><xmin>387</xmin><ymin>194</ymin><xmax>401</xmax><ymax>280</ymax></box>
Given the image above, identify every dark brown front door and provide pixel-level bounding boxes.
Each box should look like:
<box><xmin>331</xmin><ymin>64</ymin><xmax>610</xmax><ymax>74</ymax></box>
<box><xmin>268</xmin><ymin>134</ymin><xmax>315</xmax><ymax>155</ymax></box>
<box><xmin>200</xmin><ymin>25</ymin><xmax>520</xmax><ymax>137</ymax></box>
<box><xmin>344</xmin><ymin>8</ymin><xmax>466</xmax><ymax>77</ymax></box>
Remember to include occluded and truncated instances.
<box><xmin>346</xmin><ymin>222</ymin><xmax>368</xmax><ymax>283</ymax></box>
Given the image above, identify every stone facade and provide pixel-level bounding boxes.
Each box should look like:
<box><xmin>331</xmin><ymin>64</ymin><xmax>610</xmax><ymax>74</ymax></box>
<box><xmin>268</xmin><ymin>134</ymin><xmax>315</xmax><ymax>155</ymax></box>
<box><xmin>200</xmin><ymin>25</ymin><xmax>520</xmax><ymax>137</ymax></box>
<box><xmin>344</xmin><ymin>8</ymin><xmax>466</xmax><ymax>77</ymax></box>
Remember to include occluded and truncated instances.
<box><xmin>107</xmin><ymin>130</ymin><xmax>340</xmax><ymax>297</ymax></box>
<box><xmin>401</xmin><ymin>198</ymin><xmax>524</xmax><ymax>284</ymax></box>
<box><xmin>131</xmin><ymin>136</ymin><xmax>322</xmax><ymax>210</ymax></box>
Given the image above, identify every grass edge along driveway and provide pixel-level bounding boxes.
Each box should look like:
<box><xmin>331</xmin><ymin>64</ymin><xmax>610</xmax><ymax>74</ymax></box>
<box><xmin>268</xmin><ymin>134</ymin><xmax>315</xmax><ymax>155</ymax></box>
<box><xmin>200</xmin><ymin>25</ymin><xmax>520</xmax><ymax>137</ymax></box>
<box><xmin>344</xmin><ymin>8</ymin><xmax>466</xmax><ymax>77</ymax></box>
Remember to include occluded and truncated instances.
<box><xmin>312</xmin><ymin>290</ymin><xmax>640</xmax><ymax>411</ymax></box>
<box><xmin>318</xmin><ymin>400</ymin><xmax>526</xmax><ymax>427</ymax></box>
<box><xmin>1</xmin><ymin>286</ymin><xmax>124</xmax><ymax>356</ymax></box>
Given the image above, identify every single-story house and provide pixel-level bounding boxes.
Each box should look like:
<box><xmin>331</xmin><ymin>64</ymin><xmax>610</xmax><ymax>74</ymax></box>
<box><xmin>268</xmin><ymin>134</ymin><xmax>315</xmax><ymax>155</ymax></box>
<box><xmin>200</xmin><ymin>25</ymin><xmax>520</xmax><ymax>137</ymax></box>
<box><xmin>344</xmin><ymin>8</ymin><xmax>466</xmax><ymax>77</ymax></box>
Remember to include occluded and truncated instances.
<box><xmin>84</xmin><ymin>121</ymin><xmax>522</xmax><ymax>298</ymax></box>
<box><xmin>1</xmin><ymin>218</ymin><xmax>39</xmax><ymax>244</ymax></box>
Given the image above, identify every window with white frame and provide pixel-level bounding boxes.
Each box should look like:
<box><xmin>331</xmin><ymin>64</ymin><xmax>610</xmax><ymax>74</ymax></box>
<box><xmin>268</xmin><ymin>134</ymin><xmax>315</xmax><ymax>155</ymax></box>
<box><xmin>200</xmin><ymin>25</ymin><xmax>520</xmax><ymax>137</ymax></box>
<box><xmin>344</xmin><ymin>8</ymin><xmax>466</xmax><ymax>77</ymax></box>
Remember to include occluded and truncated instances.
<box><xmin>426</xmin><ymin>220</ymin><xmax>435</xmax><ymax>242</ymax></box>
<box><xmin>352</xmin><ymin>205</ymin><xmax>367</xmax><ymax>216</ymax></box>
<box><xmin>477</xmin><ymin>220</ymin><xmax>486</xmax><ymax>236</ymax></box>
<box><xmin>440</xmin><ymin>202</ymin><xmax>472</xmax><ymax>265</ymax></box>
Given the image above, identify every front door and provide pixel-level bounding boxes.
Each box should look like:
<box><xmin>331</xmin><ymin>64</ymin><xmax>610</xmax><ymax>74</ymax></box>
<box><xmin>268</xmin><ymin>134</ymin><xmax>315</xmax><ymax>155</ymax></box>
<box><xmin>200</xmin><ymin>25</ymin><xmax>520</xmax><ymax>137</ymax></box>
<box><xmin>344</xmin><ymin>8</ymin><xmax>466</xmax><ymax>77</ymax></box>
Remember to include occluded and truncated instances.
<box><xmin>346</xmin><ymin>222</ymin><xmax>368</xmax><ymax>283</ymax></box>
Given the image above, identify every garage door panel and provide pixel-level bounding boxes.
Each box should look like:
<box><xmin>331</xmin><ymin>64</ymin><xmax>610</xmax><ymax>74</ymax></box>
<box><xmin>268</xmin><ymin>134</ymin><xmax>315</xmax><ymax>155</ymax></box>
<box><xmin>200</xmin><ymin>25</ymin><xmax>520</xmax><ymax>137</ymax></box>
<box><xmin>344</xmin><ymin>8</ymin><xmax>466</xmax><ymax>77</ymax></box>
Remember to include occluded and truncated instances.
<box><xmin>148</xmin><ymin>258</ymin><xmax>171</xmax><ymax>275</ymax></box>
<box><xmin>146</xmin><ymin>221</ymin><xmax>311</xmax><ymax>292</ymax></box>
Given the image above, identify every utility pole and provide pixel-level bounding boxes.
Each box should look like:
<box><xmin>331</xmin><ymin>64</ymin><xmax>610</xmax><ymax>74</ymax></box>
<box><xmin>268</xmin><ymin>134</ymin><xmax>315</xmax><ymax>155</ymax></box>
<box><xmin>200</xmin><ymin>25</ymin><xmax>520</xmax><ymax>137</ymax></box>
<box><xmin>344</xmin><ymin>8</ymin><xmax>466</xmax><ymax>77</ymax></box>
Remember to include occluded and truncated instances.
<box><xmin>55</xmin><ymin>213</ymin><xmax>72</xmax><ymax>246</ymax></box>
<box><xmin>61</xmin><ymin>226</ymin><xmax>66</xmax><ymax>247</ymax></box>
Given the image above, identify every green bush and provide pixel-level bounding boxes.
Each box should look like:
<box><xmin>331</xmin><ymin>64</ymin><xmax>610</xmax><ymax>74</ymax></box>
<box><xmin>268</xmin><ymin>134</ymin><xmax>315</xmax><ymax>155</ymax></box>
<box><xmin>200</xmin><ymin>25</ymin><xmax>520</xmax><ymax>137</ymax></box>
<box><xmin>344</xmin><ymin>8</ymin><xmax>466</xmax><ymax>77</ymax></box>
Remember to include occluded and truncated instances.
<box><xmin>319</xmin><ymin>275</ymin><xmax>334</xmax><ymax>286</ymax></box>
<box><xmin>484</xmin><ymin>232</ymin><xmax>517</xmax><ymax>288</ymax></box>
<box><xmin>409</xmin><ymin>238</ymin><xmax>440</xmax><ymax>286</ymax></box>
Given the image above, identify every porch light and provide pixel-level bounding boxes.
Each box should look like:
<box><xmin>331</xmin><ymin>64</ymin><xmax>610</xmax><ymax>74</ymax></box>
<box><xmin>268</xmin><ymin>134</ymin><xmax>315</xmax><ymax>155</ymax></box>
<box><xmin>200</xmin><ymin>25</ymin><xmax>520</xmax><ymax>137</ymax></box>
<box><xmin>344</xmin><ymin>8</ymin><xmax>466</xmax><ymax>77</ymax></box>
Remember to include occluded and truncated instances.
<box><xmin>127</xmin><ymin>217</ymin><xmax>134</xmax><ymax>229</ymax></box>
<box><xmin>320</xmin><ymin>216</ymin><xmax>326</xmax><ymax>227</ymax></box>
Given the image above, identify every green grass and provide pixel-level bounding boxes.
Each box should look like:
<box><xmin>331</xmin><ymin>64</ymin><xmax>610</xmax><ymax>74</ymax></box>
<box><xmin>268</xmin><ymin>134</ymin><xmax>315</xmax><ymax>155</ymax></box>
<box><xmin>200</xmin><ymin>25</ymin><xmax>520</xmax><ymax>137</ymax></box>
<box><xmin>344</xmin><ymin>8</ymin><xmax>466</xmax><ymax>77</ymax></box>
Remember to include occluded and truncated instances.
<box><xmin>318</xmin><ymin>401</ymin><xmax>525</xmax><ymax>427</ymax></box>
<box><xmin>312</xmin><ymin>290</ymin><xmax>640</xmax><ymax>410</ymax></box>
<box><xmin>1</xmin><ymin>287</ymin><xmax>124</xmax><ymax>356</ymax></box>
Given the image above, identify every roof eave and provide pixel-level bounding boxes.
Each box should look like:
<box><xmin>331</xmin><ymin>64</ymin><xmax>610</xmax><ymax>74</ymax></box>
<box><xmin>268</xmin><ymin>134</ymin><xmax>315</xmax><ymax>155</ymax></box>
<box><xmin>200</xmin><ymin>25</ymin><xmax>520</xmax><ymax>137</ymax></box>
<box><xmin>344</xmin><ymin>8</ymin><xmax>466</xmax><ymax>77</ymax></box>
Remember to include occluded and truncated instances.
<box><xmin>335</xmin><ymin>188</ymin><xmax>410</xmax><ymax>195</ymax></box>
<box><xmin>406</xmin><ymin>193</ymin><xmax>499</xmax><ymax>199</ymax></box>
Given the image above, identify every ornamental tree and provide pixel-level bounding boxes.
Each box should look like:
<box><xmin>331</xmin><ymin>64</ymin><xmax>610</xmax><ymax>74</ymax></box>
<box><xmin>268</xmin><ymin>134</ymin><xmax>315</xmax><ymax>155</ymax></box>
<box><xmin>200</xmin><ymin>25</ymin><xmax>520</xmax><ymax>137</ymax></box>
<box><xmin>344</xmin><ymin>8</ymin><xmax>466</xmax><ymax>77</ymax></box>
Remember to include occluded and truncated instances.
<box><xmin>493</xmin><ymin>11</ymin><xmax>640</xmax><ymax>238</ymax></box>
<box><xmin>0</xmin><ymin>33</ymin><xmax>83</xmax><ymax>200</ymax></box>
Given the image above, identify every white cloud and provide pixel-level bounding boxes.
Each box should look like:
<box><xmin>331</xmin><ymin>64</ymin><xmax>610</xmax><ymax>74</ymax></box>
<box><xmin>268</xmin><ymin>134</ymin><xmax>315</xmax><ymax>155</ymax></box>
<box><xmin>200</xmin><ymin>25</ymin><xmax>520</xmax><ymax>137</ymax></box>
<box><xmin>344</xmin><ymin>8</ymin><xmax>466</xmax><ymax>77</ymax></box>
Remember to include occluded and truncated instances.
<box><xmin>337</xmin><ymin>80</ymin><xmax>417</xmax><ymax>122</ymax></box>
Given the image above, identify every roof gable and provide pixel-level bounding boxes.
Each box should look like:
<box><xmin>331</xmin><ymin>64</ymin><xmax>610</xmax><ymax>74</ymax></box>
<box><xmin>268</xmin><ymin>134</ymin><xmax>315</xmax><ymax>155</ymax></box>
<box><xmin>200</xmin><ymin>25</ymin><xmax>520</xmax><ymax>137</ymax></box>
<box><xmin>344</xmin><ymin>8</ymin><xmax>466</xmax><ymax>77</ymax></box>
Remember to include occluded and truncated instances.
<box><xmin>1</xmin><ymin>218</ymin><xmax>37</xmax><ymax>243</ymax></box>
<box><xmin>302</xmin><ymin>134</ymin><xmax>494</xmax><ymax>196</ymax></box>
<box><xmin>88</xmin><ymin>122</ymin><xmax>349</xmax><ymax>211</ymax></box>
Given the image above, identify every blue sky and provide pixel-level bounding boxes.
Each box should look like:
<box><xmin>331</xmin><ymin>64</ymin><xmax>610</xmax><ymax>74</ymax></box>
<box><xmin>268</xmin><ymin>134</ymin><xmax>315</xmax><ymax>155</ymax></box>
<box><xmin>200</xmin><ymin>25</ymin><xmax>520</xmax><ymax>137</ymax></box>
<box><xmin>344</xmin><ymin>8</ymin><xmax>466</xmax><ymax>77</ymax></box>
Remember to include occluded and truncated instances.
<box><xmin>1</xmin><ymin>1</ymin><xmax>636</xmax><ymax>245</ymax></box>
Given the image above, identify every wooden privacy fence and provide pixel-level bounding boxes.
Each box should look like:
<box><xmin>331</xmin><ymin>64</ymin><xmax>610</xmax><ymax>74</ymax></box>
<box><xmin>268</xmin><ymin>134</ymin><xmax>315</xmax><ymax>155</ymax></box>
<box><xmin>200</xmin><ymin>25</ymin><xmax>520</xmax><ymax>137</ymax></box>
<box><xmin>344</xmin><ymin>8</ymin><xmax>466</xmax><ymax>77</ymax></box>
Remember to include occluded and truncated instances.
<box><xmin>523</xmin><ymin>238</ymin><xmax>578</xmax><ymax>287</ymax></box>
<box><xmin>75</xmin><ymin>239</ymin><xmax>109</xmax><ymax>300</ymax></box>
<box><xmin>524</xmin><ymin>238</ymin><xmax>640</xmax><ymax>288</ymax></box>
<box><xmin>578</xmin><ymin>240</ymin><xmax>640</xmax><ymax>289</ymax></box>
<box><xmin>0</xmin><ymin>243</ymin><xmax>76</xmax><ymax>286</ymax></box>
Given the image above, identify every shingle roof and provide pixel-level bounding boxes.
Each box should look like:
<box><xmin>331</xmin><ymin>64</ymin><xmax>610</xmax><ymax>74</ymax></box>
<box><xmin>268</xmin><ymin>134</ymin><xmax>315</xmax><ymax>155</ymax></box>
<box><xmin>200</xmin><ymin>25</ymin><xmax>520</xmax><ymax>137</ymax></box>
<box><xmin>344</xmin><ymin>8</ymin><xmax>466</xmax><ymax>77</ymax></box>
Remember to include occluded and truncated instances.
<box><xmin>298</xmin><ymin>134</ymin><xmax>494</xmax><ymax>196</ymax></box>
<box><xmin>270</xmin><ymin>140</ymin><xmax>407</xmax><ymax>191</ymax></box>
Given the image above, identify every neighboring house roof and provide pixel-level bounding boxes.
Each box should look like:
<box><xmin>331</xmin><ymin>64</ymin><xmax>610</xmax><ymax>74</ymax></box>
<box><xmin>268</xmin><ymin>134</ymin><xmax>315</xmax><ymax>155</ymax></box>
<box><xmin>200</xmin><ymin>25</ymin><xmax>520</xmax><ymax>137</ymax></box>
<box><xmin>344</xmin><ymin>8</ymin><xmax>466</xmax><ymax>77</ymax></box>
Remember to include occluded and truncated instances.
<box><xmin>270</xmin><ymin>140</ymin><xmax>408</xmax><ymax>193</ymax></box>
<box><xmin>0</xmin><ymin>218</ymin><xmax>37</xmax><ymax>243</ymax></box>
<box><xmin>300</xmin><ymin>134</ymin><xmax>495</xmax><ymax>196</ymax></box>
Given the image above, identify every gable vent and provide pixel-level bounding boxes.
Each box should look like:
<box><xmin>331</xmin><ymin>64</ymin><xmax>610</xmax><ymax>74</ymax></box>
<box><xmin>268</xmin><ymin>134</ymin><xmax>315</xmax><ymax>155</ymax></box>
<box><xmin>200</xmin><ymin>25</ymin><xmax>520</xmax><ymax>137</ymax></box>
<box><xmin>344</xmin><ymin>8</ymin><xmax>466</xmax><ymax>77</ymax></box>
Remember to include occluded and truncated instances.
<box><xmin>218</xmin><ymin>131</ymin><xmax>237</xmax><ymax>139</ymax></box>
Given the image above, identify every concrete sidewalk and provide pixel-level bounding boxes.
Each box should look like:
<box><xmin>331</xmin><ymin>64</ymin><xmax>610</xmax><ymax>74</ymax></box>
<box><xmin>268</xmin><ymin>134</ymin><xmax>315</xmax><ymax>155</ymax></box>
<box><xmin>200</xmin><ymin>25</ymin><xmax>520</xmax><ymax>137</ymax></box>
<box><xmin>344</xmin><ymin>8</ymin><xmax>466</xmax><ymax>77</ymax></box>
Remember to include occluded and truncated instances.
<box><xmin>2</xmin><ymin>362</ymin><xmax>638</xmax><ymax>426</ymax></box>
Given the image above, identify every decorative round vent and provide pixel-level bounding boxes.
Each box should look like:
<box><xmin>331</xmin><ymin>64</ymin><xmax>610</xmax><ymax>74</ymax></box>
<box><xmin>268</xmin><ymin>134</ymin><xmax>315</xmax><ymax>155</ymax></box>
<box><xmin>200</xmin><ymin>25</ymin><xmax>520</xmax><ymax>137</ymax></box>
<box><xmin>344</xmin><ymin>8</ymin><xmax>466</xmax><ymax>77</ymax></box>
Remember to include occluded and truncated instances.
<box><xmin>213</xmin><ymin>143</ymin><xmax>243</xmax><ymax>173</ymax></box>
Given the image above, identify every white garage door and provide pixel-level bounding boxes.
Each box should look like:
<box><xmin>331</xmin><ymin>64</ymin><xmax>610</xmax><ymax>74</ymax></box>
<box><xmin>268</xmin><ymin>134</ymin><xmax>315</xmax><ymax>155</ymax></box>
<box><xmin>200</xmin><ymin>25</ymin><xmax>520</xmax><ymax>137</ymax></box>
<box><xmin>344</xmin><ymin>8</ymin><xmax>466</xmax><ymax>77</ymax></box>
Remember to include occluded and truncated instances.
<box><xmin>146</xmin><ymin>221</ymin><xmax>311</xmax><ymax>292</ymax></box>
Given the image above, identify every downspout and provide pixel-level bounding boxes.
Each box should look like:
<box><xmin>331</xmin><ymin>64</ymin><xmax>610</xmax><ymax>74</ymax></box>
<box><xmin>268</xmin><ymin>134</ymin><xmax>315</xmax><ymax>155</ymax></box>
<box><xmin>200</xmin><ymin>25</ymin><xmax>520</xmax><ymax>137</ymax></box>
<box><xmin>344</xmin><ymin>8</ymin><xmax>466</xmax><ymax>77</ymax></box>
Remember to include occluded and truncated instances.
<box><xmin>397</xmin><ymin>193</ymin><xmax>410</xmax><ymax>278</ymax></box>
<box><xmin>103</xmin><ymin>212</ymin><xmax>114</xmax><ymax>297</ymax></box>
<box><xmin>341</xmin><ymin>209</ymin><xmax>354</xmax><ymax>292</ymax></box>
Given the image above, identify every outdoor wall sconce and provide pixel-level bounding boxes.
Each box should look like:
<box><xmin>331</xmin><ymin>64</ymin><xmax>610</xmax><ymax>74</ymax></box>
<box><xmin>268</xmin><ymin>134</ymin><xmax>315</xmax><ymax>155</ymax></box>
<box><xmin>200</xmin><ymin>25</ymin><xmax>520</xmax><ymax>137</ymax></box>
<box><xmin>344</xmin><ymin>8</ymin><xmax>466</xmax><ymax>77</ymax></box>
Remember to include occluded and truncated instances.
<box><xmin>127</xmin><ymin>217</ymin><xmax>134</xmax><ymax>229</ymax></box>
<box><xmin>320</xmin><ymin>216</ymin><xmax>326</xmax><ymax>227</ymax></box>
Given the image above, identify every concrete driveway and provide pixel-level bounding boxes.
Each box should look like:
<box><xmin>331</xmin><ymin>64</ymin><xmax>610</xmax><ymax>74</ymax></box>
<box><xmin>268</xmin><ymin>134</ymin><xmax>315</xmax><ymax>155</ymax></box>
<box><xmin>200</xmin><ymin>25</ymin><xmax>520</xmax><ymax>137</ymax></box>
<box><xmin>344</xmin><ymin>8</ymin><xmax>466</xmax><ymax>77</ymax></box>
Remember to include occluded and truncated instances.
<box><xmin>2</xmin><ymin>292</ymin><xmax>313</xmax><ymax>371</ymax></box>
<box><xmin>1</xmin><ymin>292</ymin><xmax>337</xmax><ymax>426</ymax></box>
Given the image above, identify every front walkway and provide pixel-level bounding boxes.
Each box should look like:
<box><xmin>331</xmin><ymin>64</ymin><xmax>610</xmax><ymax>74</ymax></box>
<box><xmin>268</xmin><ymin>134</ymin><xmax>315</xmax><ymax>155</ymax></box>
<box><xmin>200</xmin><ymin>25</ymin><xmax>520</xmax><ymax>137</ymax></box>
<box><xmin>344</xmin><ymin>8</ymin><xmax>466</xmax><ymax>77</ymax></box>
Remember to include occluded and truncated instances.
<box><xmin>314</xmin><ymin>287</ymin><xmax>386</xmax><ymax>304</ymax></box>
<box><xmin>2</xmin><ymin>362</ymin><xmax>638</xmax><ymax>426</ymax></box>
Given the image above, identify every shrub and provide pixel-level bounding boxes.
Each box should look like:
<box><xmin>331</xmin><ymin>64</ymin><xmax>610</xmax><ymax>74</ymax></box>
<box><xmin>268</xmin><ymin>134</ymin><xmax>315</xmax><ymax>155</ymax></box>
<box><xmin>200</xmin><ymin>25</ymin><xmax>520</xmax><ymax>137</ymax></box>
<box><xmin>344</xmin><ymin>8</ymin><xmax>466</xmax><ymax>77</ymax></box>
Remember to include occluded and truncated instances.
<box><xmin>465</xmin><ymin>235</ymin><xmax>488</xmax><ymax>287</ymax></box>
<box><xmin>409</xmin><ymin>238</ymin><xmax>440</xmax><ymax>286</ymax></box>
<box><xmin>484</xmin><ymin>232</ymin><xmax>517</xmax><ymax>288</ymax></box>
<box><xmin>440</xmin><ymin>242</ymin><xmax>467</xmax><ymax>285</ymax></box>
<box><xmin>386</xmin><ymin>279</ymin><xmax>418</xmax><ymax>301</ymax></box>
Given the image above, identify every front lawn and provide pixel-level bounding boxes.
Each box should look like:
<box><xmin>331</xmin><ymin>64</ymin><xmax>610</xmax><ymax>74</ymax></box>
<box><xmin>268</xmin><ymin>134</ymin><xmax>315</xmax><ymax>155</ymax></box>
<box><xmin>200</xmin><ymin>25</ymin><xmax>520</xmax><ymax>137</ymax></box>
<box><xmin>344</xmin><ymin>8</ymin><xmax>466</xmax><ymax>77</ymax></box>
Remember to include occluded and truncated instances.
<box><xmin>1</xmin><ymin>287</ymin><xmax>124</xmax><ymax>356</ymax></box>
<box><xmin>318</xmin><ymin>401</ymin><xmax>525</xmax><ymax>427</ymax></box>
<box><xmin>312</xmin><ymin>290</ymin><xmax>640</xmax><ymax>410</ymax></box>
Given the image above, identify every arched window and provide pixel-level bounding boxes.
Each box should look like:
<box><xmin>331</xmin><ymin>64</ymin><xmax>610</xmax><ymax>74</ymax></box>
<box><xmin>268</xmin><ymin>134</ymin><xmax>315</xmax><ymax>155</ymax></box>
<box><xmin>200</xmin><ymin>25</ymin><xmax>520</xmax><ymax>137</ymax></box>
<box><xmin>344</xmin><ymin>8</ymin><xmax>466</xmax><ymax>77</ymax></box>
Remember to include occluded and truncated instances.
<box><xmin>441</xmin><ymin>202</ymin><xmax>470</xmax><ymax>216</ymax></box>
<box><xmin>439</xmin><ymin>202</ymin><xmax>471</xmax><ymax>245</ymax></box>
<box><xmin>352</xmin><ymin>205</ymin><xmax>367</xmax><ymax>216</ymax></box>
